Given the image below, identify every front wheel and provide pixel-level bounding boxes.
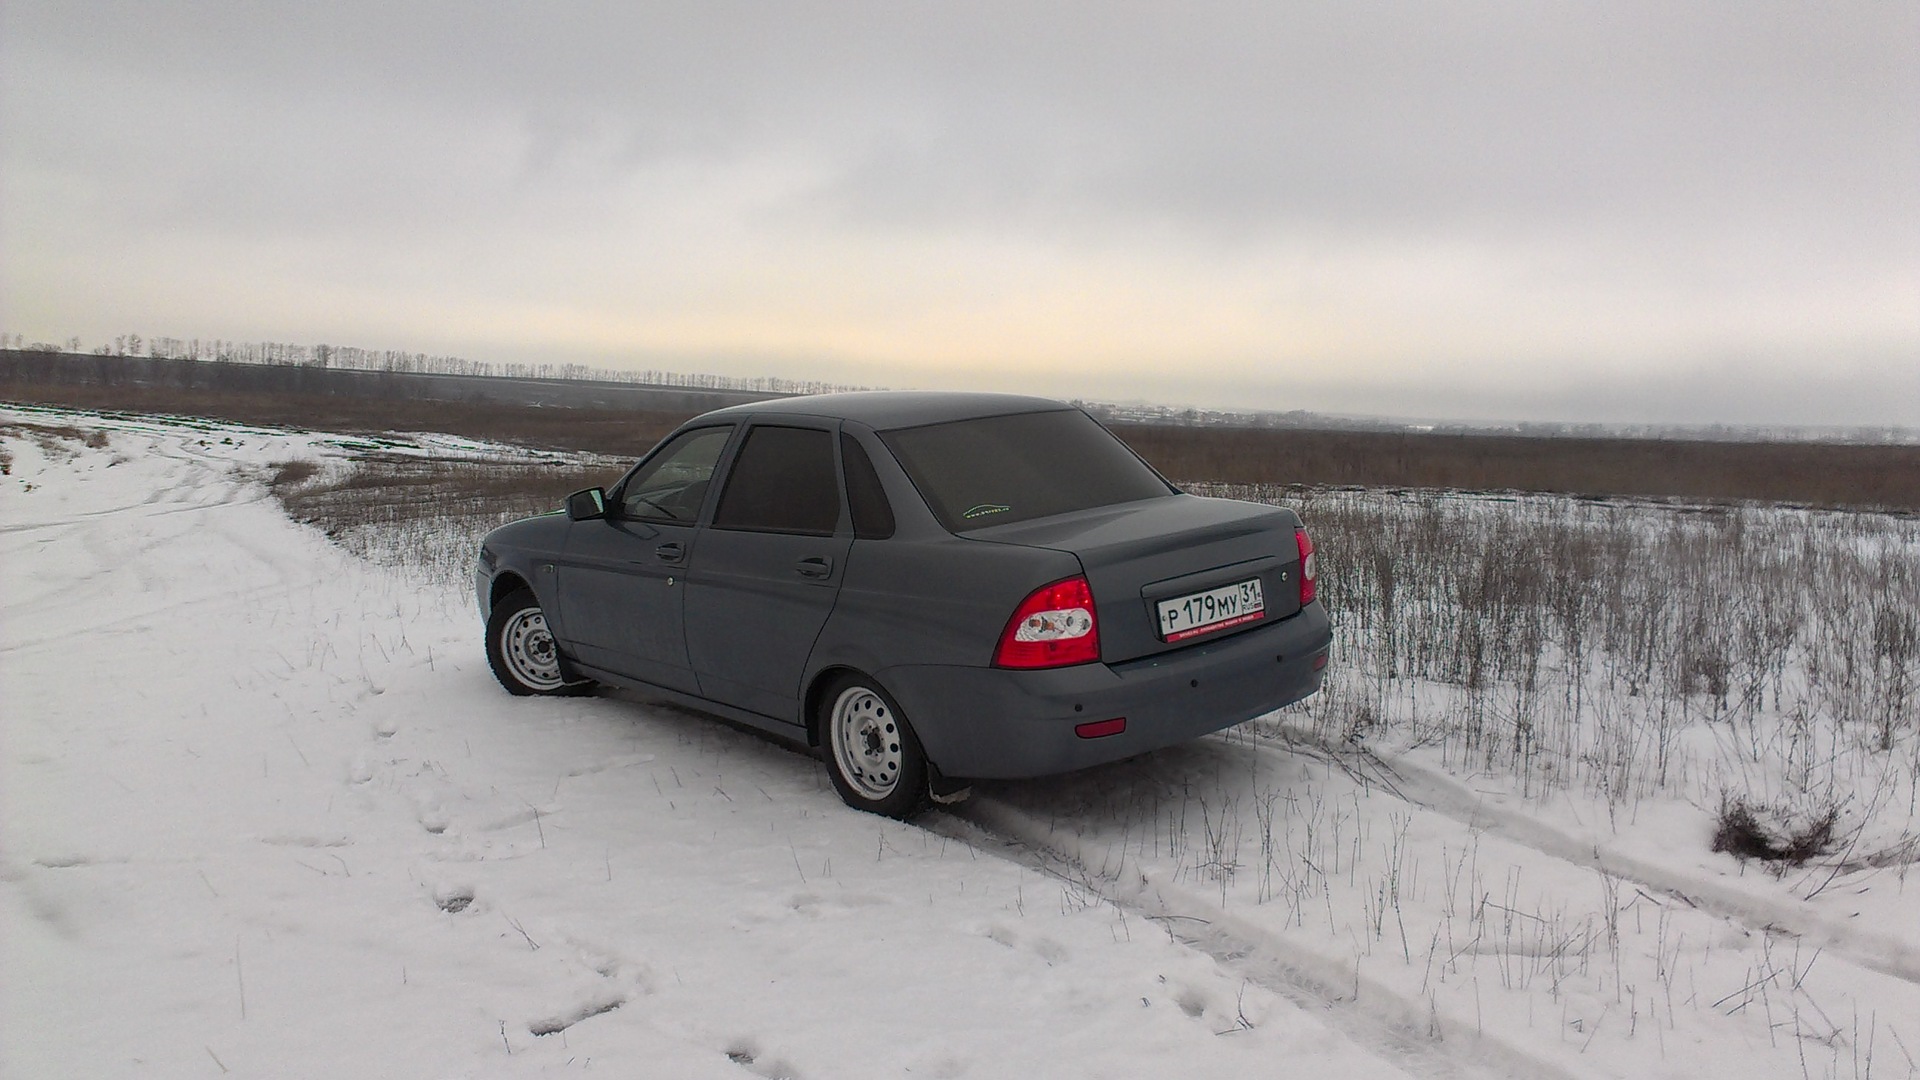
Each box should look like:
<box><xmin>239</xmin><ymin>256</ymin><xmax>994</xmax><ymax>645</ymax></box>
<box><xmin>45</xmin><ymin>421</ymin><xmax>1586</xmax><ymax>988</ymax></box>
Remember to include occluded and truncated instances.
<box><xmin>819</xmin><ymin>675</ymin><xmax>929</xmax><ymax>819</ymax></box>
<box><xmin>485</xmin><ymin>589</ymin><xmax>592</xmax><ymax>697</ymax></box>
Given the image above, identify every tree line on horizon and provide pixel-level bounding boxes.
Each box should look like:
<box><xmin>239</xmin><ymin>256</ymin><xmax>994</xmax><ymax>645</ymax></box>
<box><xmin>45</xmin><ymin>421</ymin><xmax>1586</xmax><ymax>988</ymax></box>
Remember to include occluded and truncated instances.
<box><xmin>0</xmin><ymin>331</ymin><xmax>872</xmax><ymax>397</ymax></box>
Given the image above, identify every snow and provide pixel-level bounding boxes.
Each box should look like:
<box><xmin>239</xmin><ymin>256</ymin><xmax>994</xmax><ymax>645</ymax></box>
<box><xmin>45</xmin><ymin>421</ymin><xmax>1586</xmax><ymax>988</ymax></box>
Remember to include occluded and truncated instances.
<box><xmin>3</xmin><ymin>406</ymin><xmax>1916</xmax><ymax>1079</ymax></box>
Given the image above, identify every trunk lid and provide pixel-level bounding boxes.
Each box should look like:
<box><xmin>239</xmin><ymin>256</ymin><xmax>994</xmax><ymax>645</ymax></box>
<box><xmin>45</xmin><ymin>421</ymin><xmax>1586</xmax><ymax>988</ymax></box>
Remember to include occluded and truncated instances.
<box><xmin>967</xmin><ymin>494</ymin><xmax>1305</xmax><ymax>664</ymax></box>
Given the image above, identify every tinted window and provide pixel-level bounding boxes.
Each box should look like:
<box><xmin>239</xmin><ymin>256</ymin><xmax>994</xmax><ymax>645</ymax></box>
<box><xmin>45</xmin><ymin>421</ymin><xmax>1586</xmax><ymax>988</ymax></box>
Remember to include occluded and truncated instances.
<box><xmin>619</xmin><ymin>426</ymin><xmax>732</xmax><ymax>521</ymax></box>
<box><xmin>881</xmin><ymin>409</ymin><xmax>1173</xmax><ymax>533</ymax></box>
<box><xmin>713</xmin><ymin>426</ymin><xmax>841</xmax><ymax>535</ymax></box>
<box><xmin>842</xmin><ymin>433</ymin><xmax>895</xmax><ymax>540</ymax></box>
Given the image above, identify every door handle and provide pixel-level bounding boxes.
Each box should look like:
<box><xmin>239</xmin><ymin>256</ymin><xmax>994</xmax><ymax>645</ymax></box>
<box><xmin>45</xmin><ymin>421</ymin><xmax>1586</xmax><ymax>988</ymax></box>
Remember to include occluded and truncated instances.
<box><xmin>655</xmin><ymin>542</ymin><xmax>685</xmax><ymax>562</ymax></box>
<box><xmin>795</xmin><ymin>556</ymin><xmax>833</xmax><ymax>579</ymax></box>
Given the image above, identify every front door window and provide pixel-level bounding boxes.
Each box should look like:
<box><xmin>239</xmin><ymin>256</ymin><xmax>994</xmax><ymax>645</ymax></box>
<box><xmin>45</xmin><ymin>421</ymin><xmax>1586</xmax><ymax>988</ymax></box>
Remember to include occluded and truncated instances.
<box><xmin>620</xmin><ymin>427</ymin><xmax>732</xmax><ymax>523</ymax></box>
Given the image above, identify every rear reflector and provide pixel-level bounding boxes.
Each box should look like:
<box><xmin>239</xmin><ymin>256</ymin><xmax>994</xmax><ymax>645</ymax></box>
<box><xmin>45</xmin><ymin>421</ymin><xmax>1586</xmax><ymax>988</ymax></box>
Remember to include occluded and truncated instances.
<box><xmin>1075</xmin><ymin>717</ymin><xmax>1126</xmax><ymax>739</ymax></box>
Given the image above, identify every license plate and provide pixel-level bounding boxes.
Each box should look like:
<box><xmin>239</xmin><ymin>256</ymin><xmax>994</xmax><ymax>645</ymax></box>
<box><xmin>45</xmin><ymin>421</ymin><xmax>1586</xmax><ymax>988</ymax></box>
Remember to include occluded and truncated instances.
<box><xmin>1156</xmin><ymin>578</ymin><xmax>1265</xmax><ymax>642</ymax></box>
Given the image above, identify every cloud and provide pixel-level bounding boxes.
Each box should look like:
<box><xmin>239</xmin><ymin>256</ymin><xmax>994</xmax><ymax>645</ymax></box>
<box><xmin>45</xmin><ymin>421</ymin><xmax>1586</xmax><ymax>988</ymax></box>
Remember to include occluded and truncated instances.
<box><xmin>3</xmin><ymin>1</ymin><xmax>1915</xmax><ymax>425</ymax></box>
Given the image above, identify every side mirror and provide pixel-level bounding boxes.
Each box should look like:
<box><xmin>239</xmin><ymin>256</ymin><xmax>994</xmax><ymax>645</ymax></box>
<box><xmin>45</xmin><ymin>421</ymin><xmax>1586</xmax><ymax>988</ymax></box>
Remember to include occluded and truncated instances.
<box><xmin>565</xmin><ymin>487</ymin><xmax>608</xmax><ymax>521</ymax></box>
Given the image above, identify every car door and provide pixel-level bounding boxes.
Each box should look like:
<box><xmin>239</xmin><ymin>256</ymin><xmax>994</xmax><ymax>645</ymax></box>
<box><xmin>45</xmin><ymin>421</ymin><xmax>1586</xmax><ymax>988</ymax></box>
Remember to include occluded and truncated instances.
<box><xmin>555</xmin><ymin>425</ymin><xmax>735</xmax><ymax>693</ymax></box>
<box><xmin>683</xmin><ymin>422</ymin><xmax>853</xmax><ymax>724</ymax></box>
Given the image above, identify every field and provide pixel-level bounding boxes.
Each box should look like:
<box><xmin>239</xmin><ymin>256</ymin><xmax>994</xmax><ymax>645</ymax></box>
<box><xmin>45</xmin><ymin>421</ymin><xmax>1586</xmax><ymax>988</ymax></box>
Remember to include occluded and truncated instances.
<box><xmin>5</xmin><ymin>401</ymin><xmax>1919</xmax><ymax>1079</ymax></box>
<box><xmin>1124</xmin><ymin>425</ymin><xmax>1920</xmax><ymax>511</ymax></box>
<box><xmin>8</xmin><ymin>347</ymin><xmax>1920</xmax><ymax>510</ymax></box>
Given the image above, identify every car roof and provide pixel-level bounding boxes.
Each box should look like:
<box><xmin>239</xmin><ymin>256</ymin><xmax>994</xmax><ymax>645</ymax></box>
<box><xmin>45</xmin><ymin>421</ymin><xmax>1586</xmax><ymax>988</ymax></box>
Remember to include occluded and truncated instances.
<box><xmin>700</xmin><ymin>391</ymin><xmax>1073</xmax><ymax>431</ymax></box>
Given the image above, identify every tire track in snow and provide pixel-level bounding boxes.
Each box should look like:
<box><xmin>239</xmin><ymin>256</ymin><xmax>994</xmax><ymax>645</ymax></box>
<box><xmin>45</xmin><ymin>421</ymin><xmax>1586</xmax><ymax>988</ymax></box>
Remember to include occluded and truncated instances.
<box><xmin>0</xmin><ymin>577</ymin><xmax>319</xmax><ymax>655</ymax></box>
<box><xmin>0</xmin><ymin>479</ymin><xmax>267</xmax><ymax>534</ymax></box>
<box><xmin>927</xmin><ymin>799</ymin><xmax>1596</xmax><ymax>1080</ymax></box>
<box><xmin>1250</xmin><ymin>727</ymin><xmax>1920</xmax><ymax>989</ymax></box>
<box><xmin>1</xmin><ymin>431</ymin><xmax>268</xmax><ymax>535</ymax></box>
<box><xmin>2</xmin><ymin>429</ymin><xmax>333</xmax><ymax>646</ymax></box>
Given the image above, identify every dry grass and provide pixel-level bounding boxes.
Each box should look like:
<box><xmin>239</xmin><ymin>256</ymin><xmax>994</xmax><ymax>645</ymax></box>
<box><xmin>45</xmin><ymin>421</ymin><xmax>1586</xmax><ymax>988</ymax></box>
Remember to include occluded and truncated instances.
<box><xmin>269</xmin><ymin>453</ymin><xmax>621</xmax><ymax>593</ymax></box>
<box><xmin>273</xmin><ymin>453</ymin><xmax>611</xmax><ymax>529</ymax></box>
<box><xmin>0</xmin><ymin>420</ymin><xmax>111</xmax><ymax>474</ymax></box>
<box><xmin>1204</xmin><ymin>481</ymin><xmax>1920</xmax><ymax>871</ymax></box>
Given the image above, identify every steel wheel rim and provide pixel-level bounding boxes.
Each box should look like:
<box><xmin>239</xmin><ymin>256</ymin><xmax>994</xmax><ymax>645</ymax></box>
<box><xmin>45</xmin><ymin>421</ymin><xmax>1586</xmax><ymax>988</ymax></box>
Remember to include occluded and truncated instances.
<box><xmin>501</xmin><ymin>608</ymin><xmax>564</xmax><ymax>691</ymax></box>
<box><xmin>830</xmin><ymin>687</ymin><xmax>902</xmax><ymax>801</ymax></box>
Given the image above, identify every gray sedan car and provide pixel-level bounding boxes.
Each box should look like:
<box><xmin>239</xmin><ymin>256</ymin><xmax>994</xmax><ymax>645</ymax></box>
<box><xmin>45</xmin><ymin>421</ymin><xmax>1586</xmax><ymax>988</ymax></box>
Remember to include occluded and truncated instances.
<box><xmin>475</xmin><ymin>392</ymin><xmax>1331</xmax><ymax>817</ymax></box>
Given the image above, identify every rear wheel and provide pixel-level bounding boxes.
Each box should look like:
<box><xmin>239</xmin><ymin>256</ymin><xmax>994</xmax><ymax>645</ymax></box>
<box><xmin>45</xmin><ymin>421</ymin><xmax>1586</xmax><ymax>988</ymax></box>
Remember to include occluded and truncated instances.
<box><xmin>819</xmin><ymin>675</ymin><xmax>929</xmax><ymax>819</ymax></box>
<box><xmin>486</xmin><ymin>588</ymin><xmax>592</xmax><ymax>697</ymax></box>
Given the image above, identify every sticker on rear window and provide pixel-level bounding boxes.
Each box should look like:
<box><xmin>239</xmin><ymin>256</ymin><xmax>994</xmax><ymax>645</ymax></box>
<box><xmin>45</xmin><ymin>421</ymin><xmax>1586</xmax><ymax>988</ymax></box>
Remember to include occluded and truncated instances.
<box><xmin>963</xmin><ymin>503</ymin><xmax>1011</xmax><ymax>519</ymax></box>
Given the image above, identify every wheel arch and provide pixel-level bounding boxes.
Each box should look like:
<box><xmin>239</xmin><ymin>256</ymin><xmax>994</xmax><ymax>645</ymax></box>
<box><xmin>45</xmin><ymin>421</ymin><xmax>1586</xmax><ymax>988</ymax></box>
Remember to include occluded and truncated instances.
<box><xmin>803</xmin><ymin>666</ymin><xmax>953</xmax><ymax>785</ymax></box>
<box><xmin>802</xmin><ymin>665</ymin><xmax>867</xmax><ymax>748</ymax></box>
<box><xmin>489</xmin><ymin>570</ymin><xmax>534</xmax><ymax>614</ymax></box>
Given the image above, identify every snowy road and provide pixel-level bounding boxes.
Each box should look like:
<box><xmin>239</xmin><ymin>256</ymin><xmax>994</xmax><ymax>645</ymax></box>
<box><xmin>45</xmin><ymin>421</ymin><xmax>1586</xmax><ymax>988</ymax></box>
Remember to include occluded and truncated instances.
<box><xmin>3</xmin><ymin>410</ymin><xmax>1915</xmax><ymax>1079</ymax></box>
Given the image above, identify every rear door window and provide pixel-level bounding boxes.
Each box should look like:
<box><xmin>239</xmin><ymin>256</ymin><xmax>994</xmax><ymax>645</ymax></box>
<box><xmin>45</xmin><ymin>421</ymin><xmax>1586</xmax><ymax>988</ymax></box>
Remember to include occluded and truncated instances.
<box><xmin>881</xmin><ymin>409</ymin><xmax>1173</xmax><ymax>533</ymax></box>
<box><xmin>712</xmin><ymin>426</ymin><xmax>842</xmax><ymax>535</ymax></box>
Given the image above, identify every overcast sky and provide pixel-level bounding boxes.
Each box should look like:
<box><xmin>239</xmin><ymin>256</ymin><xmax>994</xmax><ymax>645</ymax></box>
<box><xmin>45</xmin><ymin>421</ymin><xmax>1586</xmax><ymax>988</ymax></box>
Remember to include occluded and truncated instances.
<box><xmin>4</xmin><ymin>2</ymin><xmax>1916</xmax><ymax>426</ymax></box>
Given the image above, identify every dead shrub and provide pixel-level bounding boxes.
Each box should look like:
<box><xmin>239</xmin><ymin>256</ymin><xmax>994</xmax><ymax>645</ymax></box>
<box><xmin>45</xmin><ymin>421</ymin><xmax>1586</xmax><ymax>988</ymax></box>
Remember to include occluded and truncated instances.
<box><xmin>271</xmin><ymin>459</ymin><xmax>321</xmax><ymax>487</ymax></box>
<box><xmin>0</xmin><ymin>420</ymin><xmax>111</xmax><ymax>463</ymax></box>
<box><xmin>1711</xmin><ymin>797</ymin><xmax>1840</xmax><ymax>865</ymax></box>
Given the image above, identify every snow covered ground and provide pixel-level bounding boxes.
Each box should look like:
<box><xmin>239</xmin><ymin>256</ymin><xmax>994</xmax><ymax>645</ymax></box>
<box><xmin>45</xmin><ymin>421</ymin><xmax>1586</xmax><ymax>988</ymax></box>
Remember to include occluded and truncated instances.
<box><xmin>3</xmin><ymin>407</ymin><xmax>1916</xmax><ymax>1079</ymax></box>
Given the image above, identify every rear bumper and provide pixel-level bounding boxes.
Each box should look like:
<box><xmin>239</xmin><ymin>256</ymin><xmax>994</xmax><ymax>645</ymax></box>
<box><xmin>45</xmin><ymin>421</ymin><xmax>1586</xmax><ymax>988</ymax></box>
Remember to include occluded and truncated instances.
<box><xmin>879</xmin><ymin>602</ymin><xmax>1332</xmax><ymax>779</ymax></box>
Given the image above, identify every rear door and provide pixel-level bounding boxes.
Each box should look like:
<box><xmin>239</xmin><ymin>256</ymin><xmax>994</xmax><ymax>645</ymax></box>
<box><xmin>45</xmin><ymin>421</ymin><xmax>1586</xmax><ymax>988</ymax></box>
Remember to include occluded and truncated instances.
<box><xmin>683</xmin><ymin>422</ymin><xmax>852</xmax><ymax>724</ymax></box>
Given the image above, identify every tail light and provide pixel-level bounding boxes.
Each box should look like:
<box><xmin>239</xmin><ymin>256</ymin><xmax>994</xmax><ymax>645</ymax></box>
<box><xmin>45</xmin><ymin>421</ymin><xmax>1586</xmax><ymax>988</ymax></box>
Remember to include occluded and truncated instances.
<box><xmin>1295</xmin><ymin>528</ymin><xmax>1317</xmax><ymax>606</ymax></box>
<box><xmin>994</xmin><ymin>576</ymin><xmax>1100</xmax><ymax>668</ymax></box>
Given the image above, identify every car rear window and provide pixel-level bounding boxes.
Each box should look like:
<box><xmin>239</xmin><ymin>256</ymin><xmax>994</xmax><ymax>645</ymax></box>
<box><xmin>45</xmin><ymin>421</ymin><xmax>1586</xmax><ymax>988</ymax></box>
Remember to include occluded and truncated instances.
<box><xmin>880</xmin><ymin>409</ymin><xmax>1173</xmax><ymax>533</ymax></box>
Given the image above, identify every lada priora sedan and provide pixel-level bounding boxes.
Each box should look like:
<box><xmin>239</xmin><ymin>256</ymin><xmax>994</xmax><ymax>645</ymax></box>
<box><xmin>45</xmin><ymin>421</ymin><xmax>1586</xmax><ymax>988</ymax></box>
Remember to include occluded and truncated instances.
<box><xmin>475</xmin><ymin>392</ymin><xmax>1331</xmax><ymax>817</ymax></box>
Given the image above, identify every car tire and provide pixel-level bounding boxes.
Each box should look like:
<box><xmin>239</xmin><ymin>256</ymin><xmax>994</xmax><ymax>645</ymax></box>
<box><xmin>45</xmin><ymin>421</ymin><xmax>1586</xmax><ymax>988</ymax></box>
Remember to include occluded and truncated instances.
<box><xmin>818</xmin><ymin>674</ymin><xmax>929</xmax><ymax>819</ymax></box>
<box><xmin>486</xmin><ymin>588</ymin><xmax>593</xmax><ymax>697</ymax></box>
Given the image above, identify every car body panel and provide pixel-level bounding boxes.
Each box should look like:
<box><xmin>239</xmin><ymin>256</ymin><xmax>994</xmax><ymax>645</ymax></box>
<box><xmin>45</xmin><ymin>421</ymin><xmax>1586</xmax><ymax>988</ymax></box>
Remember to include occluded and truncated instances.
<box><xmin>475</xmin><ymin>513</ymin><xmax>567</xmax><ymax>621</ymax></box>
<box><xmin>557</xmin><ymin>515</ymin><xmax>700</xmax><ymax>692</ymax></box>
<box><xmin>816</xmin><ymin>533</ymin><xmax>1084</xmax><ymax>672</ymax></box>
<box><xmin>686</xmin><ymin>525</ymin><xmax>853</xmax><ymax>723</ymax></box>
